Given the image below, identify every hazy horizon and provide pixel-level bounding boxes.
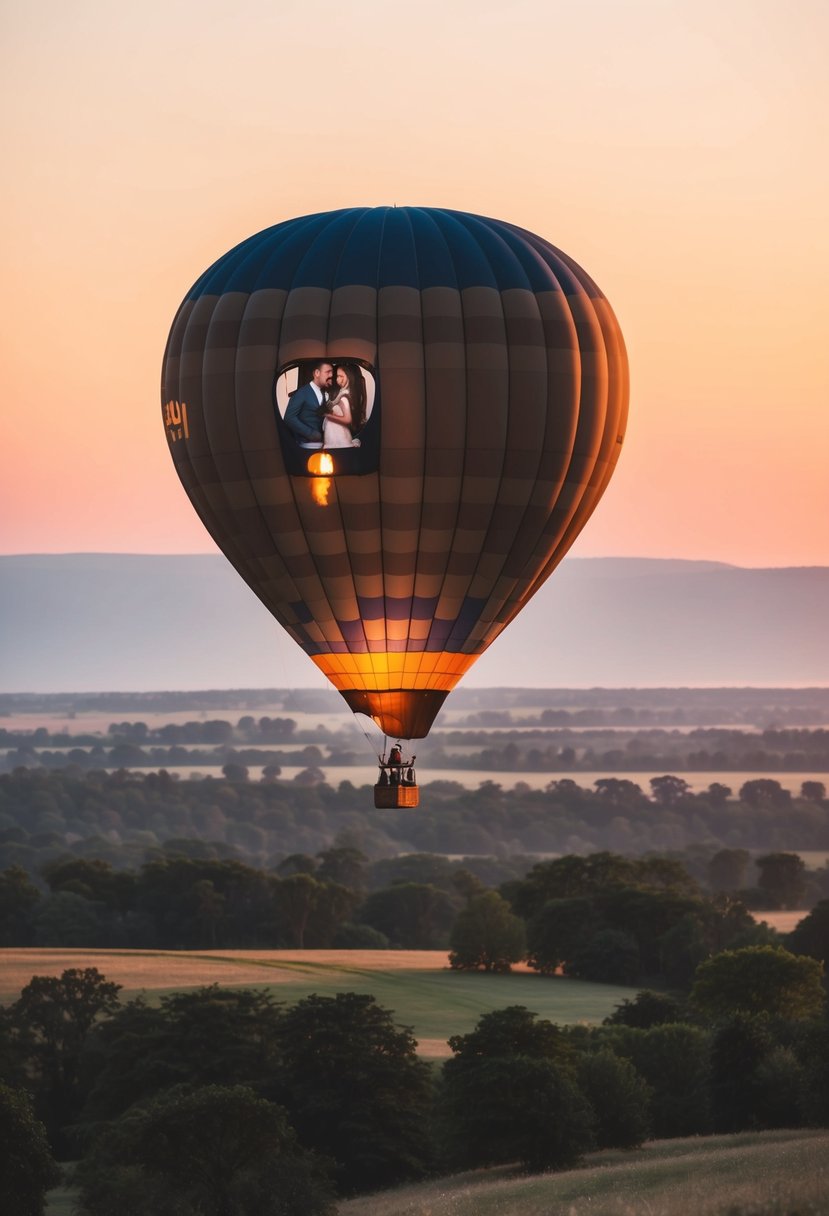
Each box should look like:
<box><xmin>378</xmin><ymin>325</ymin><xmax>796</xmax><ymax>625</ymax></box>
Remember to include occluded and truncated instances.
<box><xmin>3</xmin><ymin>555</ymin><xmax>826</xmax><ymax>693</ymax></box>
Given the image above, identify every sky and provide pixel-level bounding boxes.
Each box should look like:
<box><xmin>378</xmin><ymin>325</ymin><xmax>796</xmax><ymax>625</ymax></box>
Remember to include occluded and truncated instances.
<box><xmin>1</xmin><ymin>0</ymin><xmax>827</xmax><ymax>568</ymax></box>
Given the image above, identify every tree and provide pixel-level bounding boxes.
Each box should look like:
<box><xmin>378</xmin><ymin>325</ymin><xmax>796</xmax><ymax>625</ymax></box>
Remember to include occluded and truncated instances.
<box><xmin>10</xmin><ymin>967</ymin><xmax>121</xmax><ymax>1152</ymax></box>
<box><xmin>739</xmin><ymin>779</ymin><xmax>791</xmax><ymax>808</ymax></box>
<box><xmin>795</xmin><ymin>1021</ymin><xmax>829</xmax><ymax>1125</ymax></box>
<box><xmin>0</xmin><ymin>865</ymin><xmax>41</xmax><ymax>945</ymax></box>
<box><xmin>271</xmin><ymin>874</ymin><xmax>318</xmax><ymax>948</ymax></box>
<box><xmin>41</xmin><ymin>858</ymin><xmax>135</xmax><ymax>916</ymax></box>
<box><xmin>441</xmin><ymin>1007</ymin><xmax>593</xmax><ymax>1171</ymax></box>
<box><xmin>756</xmin><ymin>853</ymin><xmax>807</xmax><ymax>910</ymax></box>
<box><xmin>708</xmin><ymin>849</ymin><xmax>751</xmax><ymax>893</ymax></box>
<box><xmin>81</xmin><ymin>986</ymin><xmax>285</xmax><ymax>1125</ymax></box>
<box><xmin>32</xmin><ymin>891</ymin><xmax>104</xmax><ymax>947</ymax></box>
<box><xmin>359</xmin><ymin>883</ymin><xmax>456</xmax><ymax>948</ymax></box>
<box><xmin>526</xmin><ymin>897</ymin><xmax>597</xmax><ymax>974</ymax></box>
<box><xmin>315</xmin><ymin>846</ymin><xmax>367</xmax><ymax>891</ymax></box>
<box><xmin>450</xmin><ymin>1003</ymin><xmax>567</xmax><ymax>1059</ymax></box>
<box><xmin>709</xmin><ymin>1013</ymin><xmax>769</xmax><ymax>1132</ymax></box>
<box><xmin>752</xmin><ymin>1044</ymin><xmax>806</xmax><ymax>1130</ymax></box>
<box><xmin>271</xmin><ymin>875</ymin><xmax>358</xmax><ymax>948</ymax></box>
<box><xmin>502</xmin><ymin>852</ymin><xmax>637</xmax><ymax>920</ymax></box>
<box><xmin>576</xmin><ymin>1050</ymin><xmax>652</xmax><ymax>1148</ymax></box>
<box><xmin>604</xmin><ymin>1023</ymin><xmax>712</xmax><ymax>1138</ymax></box>
<box><xmin>705</xmin><ymin>782</ymin><xmax>732</xmax><ymax>806</ymax></box>
<box><xmin>442</xmin><ymin>1055</ymin><xmax>594</xmax><ymax>1171</ymax></box>
<box><xmin>332</xmin><ymin>922</ymin><xmax>389</xmax><ymax>949</ymax></box>
<box><xmin>691</xmin><ymin>946</ymin><xmax>825</xmax><ymax>1021</ymax></box>
<box><xmin>800</xmin><ymin>780</ymin><xmax>826</xmax><ymax>802</ymax></box>
<box><xmin>449</xmin><ymin>891</ymin><xmax>526</xmax><ymax>972</ymax></box>
<box><xmin>787</xmin><ymin>899</ymin><xmax>829</xmax><ymax>964</ymax></box>
<box><xmin>76</xmin><ymin>1084</ymin><xmax>335</xmax><ymax>1216</ymax></box>
<box><xmin>221</xmin><ymin>763</ymin><xmax>249</xmax><ymax>783</ymax></box>
<box><xmin>633</xmin><ymin>856</ymin><xmax>700</xmax><ymax>895</ymax></box>
<box><xmin>568</xmin><ymin>928</ymin><xmax>641</xmax><ymax>985</ymax></box>
<box><xmin>649</xmin><ymin>775</ymin><xmax>691</xmax><ymax>806</ymax></box>
<box><xmin>277</xmin><ymin>993</ymin><xmax>433</xmax><ymax>1194</ymax></box>
<box><xmin>191</xmin><ymin>879</ymin><xmax>225</xmax><ymax>947</ymax></box>
<box><xmin>0</xmin><ymin>1083</ymin><xmax>60</xmax><ymax>1216</ymax></box>
<box><xmin>604</xmin><ymin>990</ymin><xmax>684</xmax><ymax>1029</ymax></box>
<box><xmin>593</xmin><ymin>778</ymin><xmax>644</xmax><ymax>804</ymax></box>
<box><xmin>596</xmin><ymin>886</ymin><xmax>701</xmax><ymax>976</ymax></box>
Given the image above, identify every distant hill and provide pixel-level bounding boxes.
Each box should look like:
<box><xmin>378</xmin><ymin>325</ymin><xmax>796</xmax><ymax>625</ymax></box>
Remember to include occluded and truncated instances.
<box><xmin>1</xmin><ymin>554</ymin><xmax>827</xmax><ymax>691</ymax></box>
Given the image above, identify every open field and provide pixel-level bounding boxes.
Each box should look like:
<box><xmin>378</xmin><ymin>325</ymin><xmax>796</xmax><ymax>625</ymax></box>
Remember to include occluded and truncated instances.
<box><xmin>1</xmin><ymin>949</ymin><xmax>638</xmax><ymax>1057</ymax></box>
<box><xmin>339</xmin><ymin>1129</ymin><xmax>829</xmax><ymax>1216</ymax></box>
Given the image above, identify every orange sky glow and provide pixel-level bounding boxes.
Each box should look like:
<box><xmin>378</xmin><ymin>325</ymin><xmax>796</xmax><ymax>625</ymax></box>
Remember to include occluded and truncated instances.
<box><xmin>1</xmin><ymin>0</ymin><xmax>827</xmax><ymax>566</ymax></box>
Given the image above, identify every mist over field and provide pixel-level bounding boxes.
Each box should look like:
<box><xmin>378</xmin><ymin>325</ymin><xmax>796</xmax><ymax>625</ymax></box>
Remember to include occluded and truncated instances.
<box><xmin>2</xmin><ymin>555</ymin><xmax>827</xmax><ymax>692</ymax></box>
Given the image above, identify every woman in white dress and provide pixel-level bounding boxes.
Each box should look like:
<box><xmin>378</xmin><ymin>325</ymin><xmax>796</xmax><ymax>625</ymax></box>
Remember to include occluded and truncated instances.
<box><xmin>322</xmin><ymin>363</ymin><xmax>366</xmax><ymax>448</ymax></box>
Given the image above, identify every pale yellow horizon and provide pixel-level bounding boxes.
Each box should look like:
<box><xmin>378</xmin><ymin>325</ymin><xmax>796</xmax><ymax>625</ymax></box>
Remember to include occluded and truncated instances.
<box><xmin>2</xmin><ymin>0</ymin><xmax>827</xmax><ymax>566</ymax></box>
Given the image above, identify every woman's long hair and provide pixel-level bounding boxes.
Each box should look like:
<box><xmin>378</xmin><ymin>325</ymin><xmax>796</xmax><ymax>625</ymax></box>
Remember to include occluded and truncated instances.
<box><xmin>334</xmin><ymin>363</ymin><xmax>367</xmax><ymax>432</ymax></box>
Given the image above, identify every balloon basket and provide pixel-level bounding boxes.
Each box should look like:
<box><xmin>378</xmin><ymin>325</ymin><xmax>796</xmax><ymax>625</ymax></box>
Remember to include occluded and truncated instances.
<box><xmin>374</xmin><ymin>783</ymin><xmax>419</xmax><ymax>809</ymax></box>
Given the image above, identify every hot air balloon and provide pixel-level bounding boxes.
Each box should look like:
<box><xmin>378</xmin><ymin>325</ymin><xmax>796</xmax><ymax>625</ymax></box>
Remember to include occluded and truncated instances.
<box><xmin>162</xmin><ymin>207</ymin><xmax>628</xmax><ymax>806</ymax></box>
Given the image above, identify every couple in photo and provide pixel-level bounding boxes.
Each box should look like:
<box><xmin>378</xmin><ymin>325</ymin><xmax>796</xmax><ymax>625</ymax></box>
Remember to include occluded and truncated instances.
<box><xmin>284</xmin><ymin>360</ymin><xmax>366</xmax><ymax>449</ymax></box>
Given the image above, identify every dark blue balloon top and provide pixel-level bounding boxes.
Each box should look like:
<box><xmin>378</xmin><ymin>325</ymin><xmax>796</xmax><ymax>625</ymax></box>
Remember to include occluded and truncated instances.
<box><xmin>187</xmin><ymin>207</ymin><xmax>603</xmax><ymax>300</ymax></box>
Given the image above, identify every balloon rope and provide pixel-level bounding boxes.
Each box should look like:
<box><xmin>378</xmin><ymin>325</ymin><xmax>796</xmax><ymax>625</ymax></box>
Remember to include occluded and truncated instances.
<box><xmin>346</xmin><ymin>710</ymin><xmax>385</xmax><ymax>766</ymax></box>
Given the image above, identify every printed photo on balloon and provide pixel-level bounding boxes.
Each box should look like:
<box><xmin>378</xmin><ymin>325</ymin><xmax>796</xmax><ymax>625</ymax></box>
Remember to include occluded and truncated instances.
<box><xmin>274</xmin><ymin>359</ymin><xmax>379</xmax><ymax>477</ymax></box>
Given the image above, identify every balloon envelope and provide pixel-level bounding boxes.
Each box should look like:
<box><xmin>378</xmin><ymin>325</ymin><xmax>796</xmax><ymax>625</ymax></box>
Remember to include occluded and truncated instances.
<box><xmin>162</xmin><ymin>207</ymin><xmax>628</xmax><ymax>738</ymax></box>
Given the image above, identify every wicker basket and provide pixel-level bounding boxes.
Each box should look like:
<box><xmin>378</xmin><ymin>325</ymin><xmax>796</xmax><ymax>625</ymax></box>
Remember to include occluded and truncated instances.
<box><xmin>374</xmin><ymin>783</ymin><xmax>419</xmax><ymax>809</ymax></box>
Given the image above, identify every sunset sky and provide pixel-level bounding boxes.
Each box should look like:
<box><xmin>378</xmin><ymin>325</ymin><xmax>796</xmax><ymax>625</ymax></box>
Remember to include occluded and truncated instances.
<box><xmin>2</xmin><ymin>0</ymin><xmax>827</xmax><ymax>567</ymax></box>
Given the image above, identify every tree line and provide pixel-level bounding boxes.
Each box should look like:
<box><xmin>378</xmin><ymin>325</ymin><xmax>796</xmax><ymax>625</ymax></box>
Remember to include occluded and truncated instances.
<box><xmin>3</xmin><ymin>848</ymin><xmax>829</xmax><ymax>990</ymax></box>
<box><xmin>4</xmin><ymin>722</ymin><xmax>829</xmax><ymax>773</ymax></box>
<box><xmin>1</xmin><ymin>767</ymin><xmax>828</xmax><ymax>872</ymax></box>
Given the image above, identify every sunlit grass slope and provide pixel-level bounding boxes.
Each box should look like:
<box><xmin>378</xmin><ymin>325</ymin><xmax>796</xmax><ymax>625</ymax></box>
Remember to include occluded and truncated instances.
<box><xmin>340</xmin><ymin>1129</ymin><xmax>829</xmax><ymax>1216</ymax></box>
<box><xmin>1</xmin><ymin>949</ymin><xmax>637</xmax><ymax>1054</ymax></box>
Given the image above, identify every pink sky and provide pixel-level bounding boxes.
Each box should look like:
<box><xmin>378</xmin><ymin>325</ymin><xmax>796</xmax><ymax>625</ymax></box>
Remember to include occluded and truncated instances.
<box><xmin>2</xmin><ymin>0</ymin><xmax>827</xmax><ymax>566</ymax></box>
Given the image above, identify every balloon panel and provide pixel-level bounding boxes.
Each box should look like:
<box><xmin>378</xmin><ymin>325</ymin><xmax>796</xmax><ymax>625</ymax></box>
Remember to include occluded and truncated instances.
<box><xmin>162</xmin><ymin>208</ymin><xmax>628</xmax><ymax>737</ymax></box>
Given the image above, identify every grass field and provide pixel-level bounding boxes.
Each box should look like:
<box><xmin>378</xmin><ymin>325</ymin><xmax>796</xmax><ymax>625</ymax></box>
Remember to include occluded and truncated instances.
<box><xmin>1</xmin><ymin>948</ymin><xmax>638</xmax><ymax>1056</ymax></box>
<box><xmin>339</xmin><ymin>1129</ymin><xmax>829</xmax><ymax>1216</ymax></box>
<box><xmin>46</xmin><ymin>1131</ymin><xmax>829</xmax><ymax>1216</ymax></box>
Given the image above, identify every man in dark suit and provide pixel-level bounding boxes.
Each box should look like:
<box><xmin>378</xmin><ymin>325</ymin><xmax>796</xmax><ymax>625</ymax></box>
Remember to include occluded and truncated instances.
<box><xmin>284</xmin><ymin>360</ymin><xmax>333</xmax><ymax>446</ymax></box>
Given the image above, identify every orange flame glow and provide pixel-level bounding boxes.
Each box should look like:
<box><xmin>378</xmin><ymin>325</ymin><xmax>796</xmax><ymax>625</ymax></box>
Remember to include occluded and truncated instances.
<box><xmin>307</xmin><ymin>452</ymin><xmax>334</xmax><ymax>475</ymax></box>
<box><xmin>311</xmin><ymin>477</ymin><xmax>331</xmax><ymax>505</ymax></box>
<box><xmin>307</xmin><ymin>451</ymin><xmax>334</xmax><ymax>505</ymax></box>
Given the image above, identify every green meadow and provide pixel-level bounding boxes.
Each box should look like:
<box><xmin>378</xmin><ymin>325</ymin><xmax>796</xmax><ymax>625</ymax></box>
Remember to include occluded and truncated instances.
<box><xmin>233</xmin><ymin>968</ymin><xmax>638</xmax><ymax>1049</ymax></box>
<box><xmin>1</xmin><ymin>948</ymin><xmax>638</xmax><ymax>1054</ymax></box>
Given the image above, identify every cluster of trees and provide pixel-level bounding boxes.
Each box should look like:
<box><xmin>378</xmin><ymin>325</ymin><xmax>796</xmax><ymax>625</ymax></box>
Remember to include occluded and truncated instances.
<box><xmin>425</xmin><ymin>726</ymin><xmax>829</xmax><ymax>773</ymax></box>
<box><xmin>0</xmin><ymin>716</ymin><xmax>302</xmax><ymax>749</ymax></box>
<box><xmin>449</xmin><ymin>853</ymin><xmax>829</xmax><ymax>988</ymax></box>
<box><xmin>2</xmin><ymin>947</ymin><xmax>827</xmax><ymax>1214</ymax></box>
<box><xmin>2</xmin><ymin>767</ymin><xmax>828</xmax><ymax>870</ymax></box>
<box><xmin>0</xmin><ymin>848</ymin><xmax>513</xmax><ymax>951</ymax></box>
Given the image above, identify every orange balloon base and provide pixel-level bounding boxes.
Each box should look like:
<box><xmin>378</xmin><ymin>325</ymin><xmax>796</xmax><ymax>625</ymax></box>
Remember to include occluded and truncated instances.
<box><xmin>340</xmin><ymin>689</ymin><xmax>449</xmax><ymax>739</ymax></box>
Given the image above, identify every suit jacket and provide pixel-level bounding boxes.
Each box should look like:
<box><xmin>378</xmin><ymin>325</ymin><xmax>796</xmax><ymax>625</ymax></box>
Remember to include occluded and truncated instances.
<box><xmin>284</xmin><ymin>383</ymin><xmax>324</xmax><ymax>443</ymax></box>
